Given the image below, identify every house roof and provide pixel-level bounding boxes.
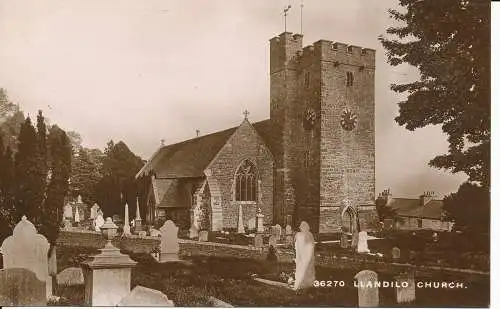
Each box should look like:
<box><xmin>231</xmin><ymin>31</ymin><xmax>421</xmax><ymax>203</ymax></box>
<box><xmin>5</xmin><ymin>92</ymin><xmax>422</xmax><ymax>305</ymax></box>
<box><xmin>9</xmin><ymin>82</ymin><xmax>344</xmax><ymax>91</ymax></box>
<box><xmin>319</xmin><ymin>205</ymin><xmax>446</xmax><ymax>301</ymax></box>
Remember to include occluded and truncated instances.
<box><xmin>136</xmin><ymin>119</ymin><xmax>272</xmax><ymax>179</ymax></box>
<box><xmin>390</xmin><ymin>198</ymin><xmax>444</xmax><ymax>220</ymax></box>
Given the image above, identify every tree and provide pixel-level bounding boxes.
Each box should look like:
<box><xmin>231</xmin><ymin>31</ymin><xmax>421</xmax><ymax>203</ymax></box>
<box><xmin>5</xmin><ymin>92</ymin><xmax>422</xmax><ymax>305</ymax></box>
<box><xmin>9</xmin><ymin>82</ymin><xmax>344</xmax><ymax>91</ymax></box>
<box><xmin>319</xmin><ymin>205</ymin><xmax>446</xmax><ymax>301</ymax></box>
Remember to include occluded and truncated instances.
<box><xmin>96</xmin><ymin>141</ymin><xmax>144</xmax><ymax>218</ymax></box>
<box><xmin>39</xmin><ymin>126</ymin><xmax>72</xmax><ymax>245</ymax></box>
<box><xmin>69</xmin><ymin>147</ymin><xmax>103</xmax><ymax>204</ymax></box>
<box><xmin>0</xmin><ymin>88</ymin><xmax>24</xmax><ymax>152</ymax></box>
<box><xmin>13</xmin><ymin>117</ymin><xmax>46</xmax><ymax>226</ymax></box>
<box><xmin>0</xmin><ymin>131</ymin><xmax>15</xmax><ymax>242</ymax></box>
<box><xmin>37</xmin><ymin>110</ymin><xmax>49</xmax><ymax>202</ymax></box>
<box><xmin>443</xmin><ymin>182</ymin><xmax>489</xmax><ymax>233</ymax></box>
<box><xmin>379</xmin><ymin>0</ymin><xmax>490</xmax><ymax>188</ymax></box>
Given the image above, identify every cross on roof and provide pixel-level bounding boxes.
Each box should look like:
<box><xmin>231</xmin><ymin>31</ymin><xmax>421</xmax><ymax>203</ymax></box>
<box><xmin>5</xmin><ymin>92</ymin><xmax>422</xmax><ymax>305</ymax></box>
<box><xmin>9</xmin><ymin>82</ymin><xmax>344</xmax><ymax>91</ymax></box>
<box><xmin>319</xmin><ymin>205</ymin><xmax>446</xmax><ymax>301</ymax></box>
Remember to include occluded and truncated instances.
<box><xmin>243</xmin><ymin>110</ymin><xmax>249</xmax><ymax>120</ymax></box>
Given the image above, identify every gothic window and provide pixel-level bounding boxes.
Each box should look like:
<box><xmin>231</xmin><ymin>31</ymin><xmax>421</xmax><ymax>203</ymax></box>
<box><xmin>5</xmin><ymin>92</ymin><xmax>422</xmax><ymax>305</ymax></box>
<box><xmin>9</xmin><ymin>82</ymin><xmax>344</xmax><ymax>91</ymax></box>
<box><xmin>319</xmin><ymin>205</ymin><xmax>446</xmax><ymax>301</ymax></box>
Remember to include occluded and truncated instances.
<box><xmin>304</xmin><ymin>151</ymin><xmax>310</xmax><ymax>168</ymax></box>
<box><xmin>235</xmin><ymin>160</ymin><xmax>257</xmax><ymax>202</ymax></box>
<box><xmin>346</xmin><ymin>71</ymin><xmax>354</xmax><ymax>87</ymax></box>
<box><xmin>305</xmin><ymin>72</ymin><xmax>310</xmax><ymax>88</ymax></box>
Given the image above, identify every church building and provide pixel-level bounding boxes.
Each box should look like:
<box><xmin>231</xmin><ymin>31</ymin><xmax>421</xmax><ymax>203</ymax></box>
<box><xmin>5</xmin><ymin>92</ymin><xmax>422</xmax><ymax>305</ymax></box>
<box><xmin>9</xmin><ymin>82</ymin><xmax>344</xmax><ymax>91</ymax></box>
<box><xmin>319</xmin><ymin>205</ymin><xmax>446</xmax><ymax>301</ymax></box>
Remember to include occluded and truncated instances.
<box><xmin>136</xmin><ymin>32</ymin><xmax>378</xmax><ymax>234</ymax></box>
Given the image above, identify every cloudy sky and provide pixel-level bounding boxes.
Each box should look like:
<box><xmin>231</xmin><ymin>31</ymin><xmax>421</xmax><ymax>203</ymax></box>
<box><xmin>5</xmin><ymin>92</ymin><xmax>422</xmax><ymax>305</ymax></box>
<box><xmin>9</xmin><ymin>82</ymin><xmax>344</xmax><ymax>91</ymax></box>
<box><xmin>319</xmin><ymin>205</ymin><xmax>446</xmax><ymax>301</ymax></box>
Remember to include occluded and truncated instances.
<box><xmin>0</xmin><ymin>0</ymin><xmax>467</xmax><ymax>198</ymax></box>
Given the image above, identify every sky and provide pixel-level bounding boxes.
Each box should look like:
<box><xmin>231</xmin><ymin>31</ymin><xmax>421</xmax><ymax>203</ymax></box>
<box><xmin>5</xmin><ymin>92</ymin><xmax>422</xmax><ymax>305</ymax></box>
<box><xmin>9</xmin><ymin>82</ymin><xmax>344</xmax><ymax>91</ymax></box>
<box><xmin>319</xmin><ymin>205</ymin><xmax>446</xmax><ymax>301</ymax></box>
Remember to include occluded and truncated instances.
<box><xmin>0</xmin><ymin>0</ymin><xmax>468</xmax><ymax>198</ymax></box>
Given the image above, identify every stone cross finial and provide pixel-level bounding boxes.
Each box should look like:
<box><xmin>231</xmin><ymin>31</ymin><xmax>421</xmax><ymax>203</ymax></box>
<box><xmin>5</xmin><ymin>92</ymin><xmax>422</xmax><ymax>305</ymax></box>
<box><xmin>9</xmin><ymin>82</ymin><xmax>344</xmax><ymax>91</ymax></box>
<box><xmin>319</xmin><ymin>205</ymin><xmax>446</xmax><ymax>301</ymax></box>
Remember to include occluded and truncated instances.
<box><xmin>160</xmin><ymin>139</ymin><xmax>165</xmax><ymax>146</ymax></box>
<box><xmin>21</xmin><ymin>215</ymin><xmax>27</xmax><ymax>221</ymax></box>
<box><xmin>243</xmin><ymin>110</ymin><xmax>249</xmax><ymax>120</ymax></box>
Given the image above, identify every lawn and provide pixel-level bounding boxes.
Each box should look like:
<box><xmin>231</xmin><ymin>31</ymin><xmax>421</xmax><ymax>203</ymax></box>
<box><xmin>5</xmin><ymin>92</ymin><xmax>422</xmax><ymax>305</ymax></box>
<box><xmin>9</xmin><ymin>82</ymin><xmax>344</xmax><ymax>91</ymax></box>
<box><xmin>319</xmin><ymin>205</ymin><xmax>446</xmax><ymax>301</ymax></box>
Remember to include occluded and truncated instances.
<box><xmin>54</xmin><ymin>246</ymin><xmax>489</xmax><ymax>307</ymax></box>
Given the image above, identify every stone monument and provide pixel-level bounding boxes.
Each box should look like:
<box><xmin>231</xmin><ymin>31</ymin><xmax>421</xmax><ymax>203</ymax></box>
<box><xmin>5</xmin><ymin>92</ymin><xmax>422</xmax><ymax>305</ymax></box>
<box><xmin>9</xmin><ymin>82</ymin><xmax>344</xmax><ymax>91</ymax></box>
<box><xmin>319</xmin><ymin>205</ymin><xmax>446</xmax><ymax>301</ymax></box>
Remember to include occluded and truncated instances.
<box><xmin>357</xmin><ymin>231</ymin><xmax>370</xmax><ymax>253</ymax></box>
<box><xmin>256</xmin><ymin>208</ymin><xmax>264</xmax><ymax>233</ymax></box>
<box><xmin>134</xmin><ymin>197</ymin><xmax>142</xmax><ymax>233</ymax></box>
<box><xmin>354</xmin><ymin>270</ymin><xmax>379</xmax><ymax>307</ymax></box>
<box><xmin>159</xmin><ymin>220</ymin><xmax>180</xmax><ymax>262</ymax></box>
<box><xmin>82</xmin><ymin>218</ymin><xmax>137</xmax><ymax>306</ymax></box>
<box><xmin>392</xmin><ymin>246</ymin><xmax>401</xmax><ymax>260</ymax></box>
<box><xmin>94</xmin><ymin>214</ymin><xmax>105</xmax><ymax>232</ymax></box>
<box><xmin>237</xmin><ymin>204</ymin><xmax>245</xmax><ymax>234</ymax></box>
<box><xmin>1</xmin><ymin>216</ymin><xmax>51</xmax><ymax>299</ymax></box>
<box><xmin>123</xmin><ymin>203</ymin><xmax>131</xmax><ymax>236</ymax></box>
<box><xmin>189</xmin><ymin>225</ymin><xmax>199</xmax><ymax>239</ymax></box>
<box><xmin>395</xmin><ymin>271</ymin><xmax>416</xmax><ymax>304</ymax></box>
<box><xmin>285</xmin><ymin>225</ymin><xmax>293</xmax><ymax>246</ymax></box>
<box><xmin>293</xmin><ymin>221</ymin><xmax>315</xmax><ymax>290</ymax></box>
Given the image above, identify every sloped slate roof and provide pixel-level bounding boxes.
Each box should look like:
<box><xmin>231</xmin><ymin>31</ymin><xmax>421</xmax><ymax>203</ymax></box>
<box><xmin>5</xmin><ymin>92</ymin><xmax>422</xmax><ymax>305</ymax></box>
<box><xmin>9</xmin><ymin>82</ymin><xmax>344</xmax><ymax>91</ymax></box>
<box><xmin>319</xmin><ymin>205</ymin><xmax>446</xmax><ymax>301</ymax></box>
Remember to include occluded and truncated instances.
<box><xmin>136</xmin><ymin>119</ymin><xmax>272</xmax><ymax>179</ymax></box>
<box><xmin>389</xmin><ymin>198</ymin><xmax>444</xmax><ymax>220</ymax></box>
<box><xmin>155</xmin><ymin>179</ymin><xmax>190</xmax><ymax>208</ymax></box>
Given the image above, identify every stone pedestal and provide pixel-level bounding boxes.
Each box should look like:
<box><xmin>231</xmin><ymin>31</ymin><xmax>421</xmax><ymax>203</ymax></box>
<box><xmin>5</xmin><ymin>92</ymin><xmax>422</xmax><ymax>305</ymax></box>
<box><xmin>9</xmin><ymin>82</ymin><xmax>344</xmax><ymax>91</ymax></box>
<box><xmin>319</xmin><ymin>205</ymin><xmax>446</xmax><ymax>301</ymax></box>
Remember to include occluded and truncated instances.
<box><xmin>82</xmin><ymin>243</ymin><xmax>137</xmax><ymax>306</ymax></box>
<box><xmin>256</xmin><ymin>213</ymin><xmax>264</xmax><ymax>233</ymax></box>
<box><xmin>134</xmin><ymin>218</ymin><xmax>142</xmax><ymax>233</ymax></box>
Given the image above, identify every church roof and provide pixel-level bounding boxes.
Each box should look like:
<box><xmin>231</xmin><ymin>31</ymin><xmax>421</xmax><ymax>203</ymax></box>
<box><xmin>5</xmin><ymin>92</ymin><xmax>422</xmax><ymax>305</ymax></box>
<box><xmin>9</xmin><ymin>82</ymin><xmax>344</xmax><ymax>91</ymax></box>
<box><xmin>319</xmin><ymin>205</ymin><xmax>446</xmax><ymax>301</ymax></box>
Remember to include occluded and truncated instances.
<box><xmin>136</xmin><ymin>119</ymin><xmax>272</xmax><ymax>179</ymax></box>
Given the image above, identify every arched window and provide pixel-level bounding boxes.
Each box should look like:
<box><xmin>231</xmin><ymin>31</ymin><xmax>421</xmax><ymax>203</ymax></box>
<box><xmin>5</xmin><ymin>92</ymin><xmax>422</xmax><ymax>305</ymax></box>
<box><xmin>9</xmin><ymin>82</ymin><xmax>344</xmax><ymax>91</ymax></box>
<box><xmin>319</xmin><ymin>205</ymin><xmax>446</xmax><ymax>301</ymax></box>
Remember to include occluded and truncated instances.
<box><xmin>235</xmin><ymin>160</ymin><xmax>257</xmax><ymax>202</ymax></box>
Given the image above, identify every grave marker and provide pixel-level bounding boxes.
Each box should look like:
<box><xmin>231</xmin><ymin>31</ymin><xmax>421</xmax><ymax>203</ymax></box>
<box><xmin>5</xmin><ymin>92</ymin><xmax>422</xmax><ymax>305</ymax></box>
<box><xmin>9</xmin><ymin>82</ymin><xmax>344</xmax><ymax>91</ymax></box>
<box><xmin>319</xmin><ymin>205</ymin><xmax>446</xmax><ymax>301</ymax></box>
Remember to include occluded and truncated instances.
<box><xmin>198</xmin><ymin>230</ymin><xmax>209</xmax><ymax>242</ymax></box>
<box><xmin>117</xmin><ymin>285</ymin><xmax>174</xmax><ymax>306</ymax></box>
<box><xmin>0</xmin><ymin>268</ymin><xmax>46</xmax><ymax>306</ymax></box>
<box><xmin>159</xmin><ymin>220</ymin><xmax>180</xmax><ymax>262</ymax></box>
<box><xmin>395</xmin><ymin>271</ymin><xmax>416</xmax><ymax>304</ymax></box>
<box><xmin>357</xmin><ymin>231</ymin><xmax>370</xmax><ymax>253</ymax></box>
<box><xmin>354</xmin><ymin>270</ymin><xmax>379</xmax><ymax>307</ymax></box>
<box><xmin>392</xmin><ymin>247</ymin><xmax>401</xmax><ymax>260</ymax></box>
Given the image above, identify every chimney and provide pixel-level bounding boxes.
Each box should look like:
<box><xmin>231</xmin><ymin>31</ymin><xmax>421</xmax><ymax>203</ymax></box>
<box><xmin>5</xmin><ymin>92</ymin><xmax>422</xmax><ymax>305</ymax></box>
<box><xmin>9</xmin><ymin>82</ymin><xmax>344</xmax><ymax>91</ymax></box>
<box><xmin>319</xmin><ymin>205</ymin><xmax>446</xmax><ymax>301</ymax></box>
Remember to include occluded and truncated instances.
<box><xmin>196</xmin><ymin>130</ymin><xmax>200</xmax><ymax>137</ymax></box>
<box><xmin>376</xmin><ymin>188</ymin><xmax>392</xmax><ymax>206</ymax></box>
<box><xmin>420</xmin><ymin>191</ymin><xmax>434</xmax><ymax>206</ymax></box>
<box><xmin>160</xmin><ymin>139</ymin><xmax>165</xmax><ymax>146</ymax></box>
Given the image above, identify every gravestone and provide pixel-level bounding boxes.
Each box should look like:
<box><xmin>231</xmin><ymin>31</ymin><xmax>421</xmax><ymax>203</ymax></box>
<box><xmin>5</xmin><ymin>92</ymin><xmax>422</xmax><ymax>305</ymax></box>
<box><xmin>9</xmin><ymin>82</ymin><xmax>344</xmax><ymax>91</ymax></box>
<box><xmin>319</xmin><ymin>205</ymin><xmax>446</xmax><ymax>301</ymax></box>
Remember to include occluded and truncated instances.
<box><xmin>248</xmin><ymin>217</ymin><xmax>256</xmax><ymax>230</ymax></box>
<box><xmin>392</xmin><ymin>247</ymin><xmax>401</xmax><ymax>260</ymax></box>
<box><xmin>117</xmin><ymin>285</ymin><xmax>174</xmax><ymax>306</ymax></box>
<box><xmin>395</xmin><ymin>271</ymin><xmax>416</xmax><ymax>304</ymax></box>
<box><xmin>189</xmin><ymin>225</ymin><xmax>199</xmax><ymax>239</ymax></box>
<box><xmin>90</xmin><ymin>204</ymin><xmax>100</xmax><ymax>220</ymax></box>
<box><xmin>285</xmin><ymin>225</ymin><xmax>293</xmax><ymax>246</ymax></box>
<box><xmin>56</xmin><ymin>267</ymin><xmax>84</xmax><ymax>286</ymax></box>
<box><xmin>48</xmin><ymin>246</ymin><xmax>57</xmax><ymax>276</ymax></box>
<box><xmin>237</xmin><ymin>204</ymin><xmax>245</xmax><ymax>234</ymax></box>
<box><xmin>0</xmin><ymin>268</ymin><xmax>47</xmax><ymax>305</ymax></box>
<box><xmin>159</xmin><ymin>220</ymin><xmax>180</xmax><ymax>262</ymax></box>
<box><xmin>354</xmin><ymin>270</ymin><xmax>379</xmax><ymax>307</ymax></box>
<box><xmin>1</xmin><ymin>216</ymin><xmax>51</xmax><ymax>298</ymax></box>
<box><xmin>123</xmin><ymin>203</ymin><xmax>131</xmax><ymax>236</ymax></box>
<box><xmin>340</xmin><ymin>233</ymin><xmax>349</xmax><ymax>248</ymax></box>
<box><xmin>254</xmin><ymin>234</ymin><xmax>264</xmax><ymax>247</ymax></box>
<box><xmin>63</xmin><ymin>219</ymin><xmax>72</xmax><ymax>230</ymax></box>
<box><xmin>351</xmin><ymin>231</ymin><xmax>359</xmax><ymax>249</ymax></box>
<box><xmin>272</xmin><ymin>224</ymin><xmax>282</xmax><ymax>241</ymax></box>
<box><xmin>293</xmin><ymin>221</ymin><xmax>315</xmax><ymax>290</ymax></box>
<box><xmin>138</xmin><ymin>231</ymin><xmax>147</xmax><ymax>238</ymax></box>
<box><xmin>198</xmin><ymin>231</ymin><xmax>209</xmax><ymax>242</ymax></box>
<box><xmin>357</xmin><ymin>231</ymin><xmax>370</xmax><ymax>253</ymax></box>
<box><xmin>256</xmin><ymin>209</ymin><xmax>264</xmax><ymax>233</ymax></box>
<box><xmin>63</xmin><ymin>204</ymin><xmax>73</xmax><ymax>219</ymax></box>
<box><xmin>268</xmin><ymin>235</ymin><xmax>278</xmax><ymax>248</ymax></box>
<box><xmin>94</xmin><ymin>214</ymin><xmax>105</xmax><ymax>232</ymax></box>
<box><xmin>75</xmin><ymin>208</ymin><xmax>81</xmax><ymax>223</ymax></box>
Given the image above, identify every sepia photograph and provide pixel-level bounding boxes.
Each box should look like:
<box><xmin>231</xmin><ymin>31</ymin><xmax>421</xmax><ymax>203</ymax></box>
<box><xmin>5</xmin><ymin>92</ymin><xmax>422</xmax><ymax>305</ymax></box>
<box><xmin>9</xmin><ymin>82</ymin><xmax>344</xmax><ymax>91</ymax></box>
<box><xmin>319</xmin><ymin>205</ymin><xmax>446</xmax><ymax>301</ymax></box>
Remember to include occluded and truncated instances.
<box><xmin>0</xmin><ymin>0</ymin><xmax>492</xmax><ymax>307</ymax></box>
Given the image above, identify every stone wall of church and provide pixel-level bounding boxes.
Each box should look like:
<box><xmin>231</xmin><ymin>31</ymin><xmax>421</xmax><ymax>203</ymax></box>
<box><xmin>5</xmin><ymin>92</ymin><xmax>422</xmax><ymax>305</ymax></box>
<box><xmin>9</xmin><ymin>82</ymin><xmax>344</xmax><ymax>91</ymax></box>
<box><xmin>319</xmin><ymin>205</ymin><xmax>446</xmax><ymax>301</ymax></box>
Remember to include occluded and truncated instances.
<box><xmin>205</xmin><ymin>121</ymin><xmax>274</xmax><ymax>229</ymax></box>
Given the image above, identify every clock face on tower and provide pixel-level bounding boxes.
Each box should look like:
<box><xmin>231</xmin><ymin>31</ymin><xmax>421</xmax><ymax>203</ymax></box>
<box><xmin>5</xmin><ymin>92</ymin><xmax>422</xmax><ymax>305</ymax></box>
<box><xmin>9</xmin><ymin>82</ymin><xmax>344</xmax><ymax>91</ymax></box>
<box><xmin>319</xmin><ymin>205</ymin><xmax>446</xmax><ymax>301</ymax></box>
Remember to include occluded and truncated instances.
<box><xmin>340</xmin><ymin>108</ymin><xmax>358</xmax><ymax>131</ymax></box>
<box><xmin>303</xmin><ymin>107</ymin><xmax>317</xmax><ymax>130</ymax></box>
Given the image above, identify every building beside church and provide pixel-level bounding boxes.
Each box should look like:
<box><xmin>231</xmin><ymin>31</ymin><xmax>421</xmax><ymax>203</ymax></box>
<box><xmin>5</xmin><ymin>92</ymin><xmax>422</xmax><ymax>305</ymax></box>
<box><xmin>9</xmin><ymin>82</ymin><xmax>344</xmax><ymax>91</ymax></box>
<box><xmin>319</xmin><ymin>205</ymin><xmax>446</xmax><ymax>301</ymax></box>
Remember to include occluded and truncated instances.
<box><xmin>136</xmin><ymin>31</ymin><xmax>378</xmax><ymax>233</ymax></box>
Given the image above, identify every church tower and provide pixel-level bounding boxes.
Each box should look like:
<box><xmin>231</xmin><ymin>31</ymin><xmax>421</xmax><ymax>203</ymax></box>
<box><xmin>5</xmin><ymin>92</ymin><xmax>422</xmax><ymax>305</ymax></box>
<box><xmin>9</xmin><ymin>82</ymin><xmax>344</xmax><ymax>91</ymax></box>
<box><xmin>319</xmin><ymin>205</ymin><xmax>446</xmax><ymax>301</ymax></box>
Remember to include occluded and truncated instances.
<box><xmin>270</xmin><ymin>32</ymin><xmax>377</xmax><ymax>233</ymax></box>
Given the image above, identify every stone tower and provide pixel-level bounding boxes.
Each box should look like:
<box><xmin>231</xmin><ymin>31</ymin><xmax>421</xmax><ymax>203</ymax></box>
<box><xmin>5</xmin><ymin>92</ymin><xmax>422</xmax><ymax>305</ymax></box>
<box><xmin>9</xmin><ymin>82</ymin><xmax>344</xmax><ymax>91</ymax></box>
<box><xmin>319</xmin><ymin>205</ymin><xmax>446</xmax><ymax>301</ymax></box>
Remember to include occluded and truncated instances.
<box><xmin>270</xmin><ymin>32</ymin><xmax>377</xmax><ymax>233</ymax></box>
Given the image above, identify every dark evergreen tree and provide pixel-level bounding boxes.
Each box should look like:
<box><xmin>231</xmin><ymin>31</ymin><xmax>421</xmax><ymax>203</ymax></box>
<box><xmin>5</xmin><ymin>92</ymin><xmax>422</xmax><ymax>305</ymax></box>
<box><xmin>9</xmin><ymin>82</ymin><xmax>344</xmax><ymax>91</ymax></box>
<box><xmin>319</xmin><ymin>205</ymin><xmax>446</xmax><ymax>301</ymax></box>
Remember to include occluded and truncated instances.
<box><xmin>0</xmin><ymin>132</ymin><xmax>16</xmax><ymax>242</ymax></box>
<box><xmin>69</xmin><ymin>147</ymin><xmax>103</xmax><ymax>204</ymax></box>
<box><xmin>14</xmin><ymin>117</ymin><xmax>46</xmax><ymax>226</ymax></box>
<box><xmin>96</xmin><ymin>141</ymin><xmax>144</xmax><ymax>218</ymax></box>
<box><xmin>379</xmin><ymin>0</ymin><xmax>490</xmax><ymax>188</ymax></box>
<box><xmin>39</xmin><ymin>126</ymin><xmax>72</xmax><ymax>245</ymax></box>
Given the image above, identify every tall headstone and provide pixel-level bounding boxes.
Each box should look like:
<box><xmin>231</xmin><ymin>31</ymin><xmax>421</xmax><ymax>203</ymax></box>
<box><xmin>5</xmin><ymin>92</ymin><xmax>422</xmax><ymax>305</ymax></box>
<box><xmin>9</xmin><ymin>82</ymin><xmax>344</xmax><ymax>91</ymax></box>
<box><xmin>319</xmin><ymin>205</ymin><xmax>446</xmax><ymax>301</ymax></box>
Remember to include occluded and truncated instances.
<box><xmin>248</xmin><ymin>217</ymin><xmax>256</xmax><ymax>230</ymax></box>
<box><xmin>268</xmin><ymin>235</ymin><xmax>277</xmax><ymax>248</ymax></box>
<box><xmin>237</xmin><ymin>204</ymin><xmax>245</xmax><ymax>234</ymax></box>
<box><xmin>198</xmin><ymin>231</ymin><xmax>209</xmax><ymax>242</ymax></box>
<box><xmin>254</xmin><ymin>234</ymin><xmax>264</xmax><ymax>247</ymax></box>
<box><xmin>1</xmin><ymin>216</ymin><xmax>51</xmax><ymax>298</ymax></box>
<box><xmin>123</xmin><ymin>203</ymin><xmax>131</xmax><ymax>236</ymax></box>
<box><xmin>189</xmin><ymin>225</ymin><xmax>199</xmax><ymax>239</ymax></box>
<box><xmin>256</xmin><ymin>208</ymin><xmax>264</xmax><ymax>233</ymax></box>
<box><xmin>354</xmin><ymin>270</ymin><xmax>379</xmax><ymax>307</ymax></box>
<box><xmin>75</xmin><ymin>208</ymin><xmax>81</xmax><ymax>223</ymax></box>
<box><xmin>395</xmin><ymin>271</ymin><xmax>416</xmax><ymax>304</ymax></box>
<box><xmin>77</xmin><ymin>195</ymin><xmax>83</xmax><ymax>204</ymax></box>
<box><xmin>293</xmin><ymin>221</ymin><xmax>315</xmax><ymax>290</ymax></box>
<box><xmin>94</xmin><ymin>214</ymin><xmax>105</xmax><ymax>232</ymax></box>
<box><xmin>272</xmin><ymin>224</ymin><xmax>282</xmax><ymax>241</ymax></box>
<box><xmin>392</xmin><ymin>247</ymin><xmax>401</xmax><ymax>260</ymax></box>
<box><xmin>90</xmin><ymin>204</ymin><xmax>99</xmax><ymax>220</ymax></box>
<box><xmin>63</xmin><ymin>204</ymin><xmax>73</xmax><ymax>219</ymax></box>
<box><xmin>285</xmin><ymin>225</ymin><xmax>293</xmax><ymax>246</ymax></box>
<box><xmin>134</xmin><ymin>197</ymin><xmax>142</xmax><ymax>232</ymax></box>
<box><xmin>357</xmin><ymin>231</ymin><xmax>370</xmax><ymax>253</ymax></box>
<box><xmin>159</xmin><ymin>220</ymin><xmax>180</xmax><ymax>262</ymax></box>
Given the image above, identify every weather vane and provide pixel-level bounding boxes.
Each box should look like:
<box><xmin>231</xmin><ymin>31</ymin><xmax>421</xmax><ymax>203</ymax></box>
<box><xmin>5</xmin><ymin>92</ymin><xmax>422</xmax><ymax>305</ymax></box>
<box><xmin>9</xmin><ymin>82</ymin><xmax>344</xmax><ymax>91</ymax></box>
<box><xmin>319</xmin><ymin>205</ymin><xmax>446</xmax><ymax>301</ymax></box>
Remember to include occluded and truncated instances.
<box><xmin>283</xmin><ymin>4</ymin><xmax>292</xmax><ymax>32</ymax></box>
<box><xmin>300</xmin><ymin>0</ymin><xmax>304</xmax><ymax>34</ymax></box>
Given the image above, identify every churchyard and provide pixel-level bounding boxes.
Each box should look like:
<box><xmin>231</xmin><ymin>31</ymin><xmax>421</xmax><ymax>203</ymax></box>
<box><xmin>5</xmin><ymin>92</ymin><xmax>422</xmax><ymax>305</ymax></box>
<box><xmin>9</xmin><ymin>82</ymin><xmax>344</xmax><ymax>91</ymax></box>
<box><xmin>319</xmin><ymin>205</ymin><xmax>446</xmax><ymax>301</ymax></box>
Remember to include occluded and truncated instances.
<box><xmin>0</xmin><ymin>212</ymin><xmax>490</xmax><ymax>307</ymax></box>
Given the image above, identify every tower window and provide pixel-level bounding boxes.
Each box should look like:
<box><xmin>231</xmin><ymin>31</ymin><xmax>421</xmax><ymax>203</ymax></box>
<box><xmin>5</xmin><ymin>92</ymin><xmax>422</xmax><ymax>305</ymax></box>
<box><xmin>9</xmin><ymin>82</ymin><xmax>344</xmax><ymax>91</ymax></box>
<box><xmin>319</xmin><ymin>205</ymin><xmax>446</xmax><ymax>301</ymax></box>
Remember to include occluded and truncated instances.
<box><xmin>235</xmin><ymin>160</ymin><xmax>257</xmax><ymax>202</ymax></box>
<box><xmin>305</xmin><ymin>72</ymin><xmax>310</xmax><ymax>88</ymax></box>
<box><xmin>304</xmin><ymin>151</ymin><xmax>310</xmax><ymax>168</ymax></box>
<box><xmin>346</xmin><ymin>72</ymin><xmax>354</xmax><ymax>87</ymax></box>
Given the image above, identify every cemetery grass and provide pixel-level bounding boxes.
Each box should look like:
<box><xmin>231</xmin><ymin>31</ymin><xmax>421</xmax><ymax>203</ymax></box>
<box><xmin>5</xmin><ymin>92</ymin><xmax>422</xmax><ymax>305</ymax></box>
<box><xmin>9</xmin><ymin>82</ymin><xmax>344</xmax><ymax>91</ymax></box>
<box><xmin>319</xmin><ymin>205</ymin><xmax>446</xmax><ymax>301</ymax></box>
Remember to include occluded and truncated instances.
<box><xmin>55</xmin><ymin>246</ymin><xmax>489</xmax><ymax>307</ymax></box>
